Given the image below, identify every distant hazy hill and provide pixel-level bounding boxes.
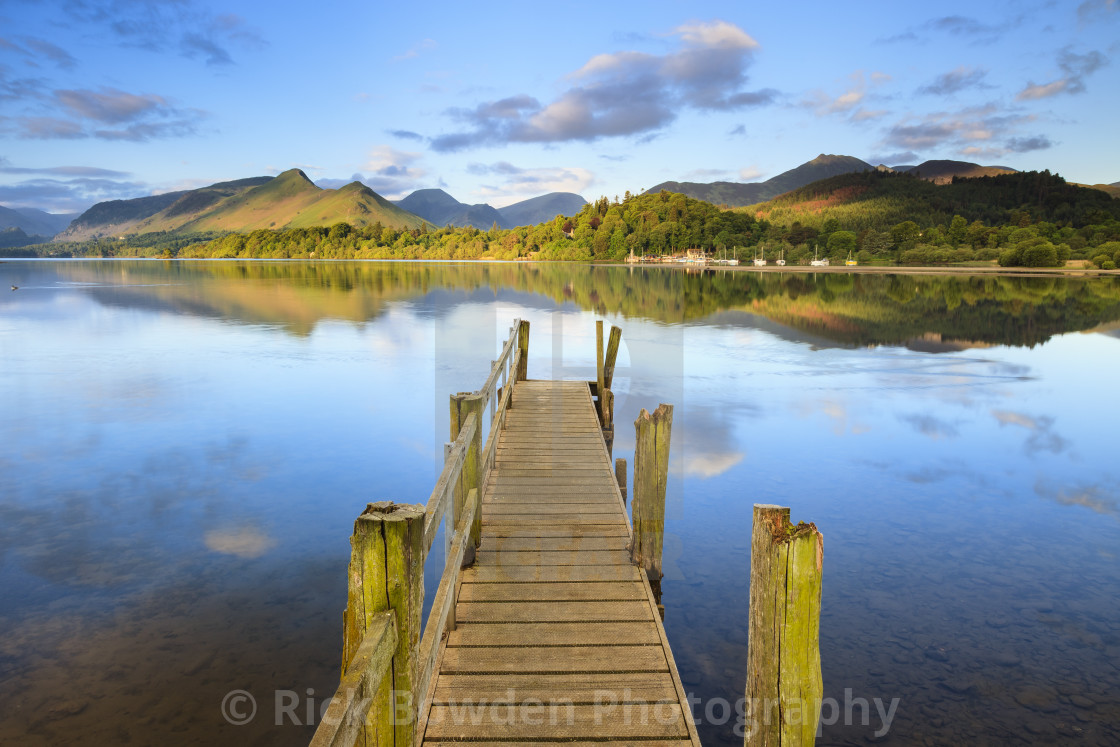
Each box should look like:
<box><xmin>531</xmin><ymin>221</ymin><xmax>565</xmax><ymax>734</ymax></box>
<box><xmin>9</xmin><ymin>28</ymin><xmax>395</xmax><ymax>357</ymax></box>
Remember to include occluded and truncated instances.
<box><xmin>744</xmin><ymin>169</ymin><xmax>1120</xmax><ymax>230</ymax></box>
<box><xmin>395</xmin><ymin>188</ymin><xmax>505</xmax><ymax>229</ymax></box>
<box><xmin>0</xmin><ymin>226</ymin><xmax>46</xmax><ymax>248</ymax></box>
<box><xmin>0</xmin><ymin>205</ymin><xmax>79</xmax><ymax>237</ymax></box>
<box><xmin>58</xmin><ymin>171</ymin><xmax>426</xmax><ymax>241</ymax></box>
<box><xmin>394</xmin><ymin>189</ymin><xmax>586</xmax><ymax>229</ymax></box>
<box><xmin>904</xmin><ymin>160</ymin><xmax>1017</xmax><ymax>184</ymax></box>
<box><xmin>498</xmin><ymin>192</ymin><xmax>588</xmax><ymax>227</ymax></box>
<box><xmin>645</xmin><ymin>154</ymin><xmax>874</xmax><ymax>207</ymax></box>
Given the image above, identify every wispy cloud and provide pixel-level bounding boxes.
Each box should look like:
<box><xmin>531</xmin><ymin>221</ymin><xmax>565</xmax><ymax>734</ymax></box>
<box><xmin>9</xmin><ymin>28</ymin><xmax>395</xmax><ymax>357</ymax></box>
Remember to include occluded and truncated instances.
<box><xmin>0</xmin><ymin>163</ymin><xmax>131</xmax><ymax>178</ymax></box>
<box><xmin>1035</xmin><ymin>478</ymin><xmax>1119</xmax><ymax>518</ymax></box>
<box><xmin>59</xmin><ymin>1</ymin><xmax>265</xmax><ymax>66</ymax></box>
<box><xmin>992</xmin><ymin>409</ymin><xmax>1069</xmax><ymax>455</ymax></box>
<box><xmin>882</xmin><ymin>14</ymin><xmax>1022</xmax><ymax>45</ymax></box>
<box><xmin>918</xmin><ymin>66</ymin><xmax>989</xmax><ymax>95</ymax></box>
<box><xmin>899</xmin><ymin>413</ymin><xmax>960</xmax><ymax>439</ymax></box>
<box><xmin>1006</xmin><ymin>135</ymin><xmax>1054</xmax><ymax>152</ymax></box>
<box><xmin>388</xmin><ymin>129</ymin><xmax>423</xmax><ymax>141</ymax></box>
<box><xmin>1077</xmin><ymin>0</ymin><xmax>1118</xmax><ymax>25</ymax></box>
<box><xmin>1017</xmin><ymin>48</ymin><xmax>1108</xmax><ymax>100</ymax></box>
<box><xmin>429</xmin><ymin>20</ymin><xmax>777</xmax><ymax>151</ymax></box>
<box><xmin>393</xmin><ymin>38</ymin><xmax>437</xmax><ymax>61</ymax></box>
<box><xmin>7</xmin><ymin>86</ymin><xmax>206</xmax><ymax>141</ymax></box>
<box><xmin>802</xmin><ymin>71</ymin><xmax>890</xmax><ymax>121</ymax></box>
<box><xmin>881</xmin><ymin>104</ymin><xmax>1036</xmax><ymax>158</ymax></box>
<box><xmin>683</xmin><ymin>452</ymin><xmax>744</xmax><ymax>478</ymax></box>
<box><xmin>0</xmin><ymin>36</ymin><xmax>78</xmax><ymax>69</ymax></box>
<box><xmin>0</xmin><ymin>174</ymin><xmax>149</xmax><ymax>212</ymax></box>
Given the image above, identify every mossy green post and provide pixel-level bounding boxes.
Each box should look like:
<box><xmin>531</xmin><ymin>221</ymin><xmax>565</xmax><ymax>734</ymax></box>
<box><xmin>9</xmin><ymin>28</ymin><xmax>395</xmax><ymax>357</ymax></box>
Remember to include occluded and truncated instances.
<box><xmin>745</xmin><ymin>505</ymin><xmax>823</xmax><ymax>747</ymax></box>
<box><xmin>341</xmin><ymin>502</ymin><xmax>425</xmax><ymax>746</ymax></box>
<box><xmin>615</xmin><ymin>457</ymin><xmax>627</xmax><ymax>504</ymax></box>
<box><xmin>516</xmin><ymin>320</ymin><xmax>530</xmax><ymax>381</ymax></box>
<box><xmin>603</xmin><ymin>325</ymin><xmax>622</xmax><ymax>389</ymax></box>
<box><xmin>631</xmin><ymin>404</ymin><xmax>672</xmax><ymax>582</ymax></box>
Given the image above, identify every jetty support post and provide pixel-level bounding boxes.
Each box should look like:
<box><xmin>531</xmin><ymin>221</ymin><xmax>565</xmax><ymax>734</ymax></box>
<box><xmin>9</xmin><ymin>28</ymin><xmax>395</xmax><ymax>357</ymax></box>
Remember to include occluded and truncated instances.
<box><xmin>516</xmin><ymin>319</ymin><xmax>530</xmax><ymax>382</ymax></box>
<box><xmin>449</xmin><ymin>392</ymin><xmax>484</xmax><ymax>563</ymax></box>
<box><xmin>340</xmin><ymin>502</ymin><xmax>425</xmax><ymax>745</ymax></box>
<box><xmin>631</xmin><ymin>403</ymin><xmax>672</xmax><ymax>604</ymax></box>
<box><xmin>615</xmin><ymin>457</ymin><xmax>627</xmax><ymax>504</ymax></box>
<box><xmin>594</xmin><ymin>322</ymin><xmax>622</xmax><ymax>456</ymax></box>
<box><xmin>745</xmin><ymin>505</ymin><xmax>824</xmax><ymax>746</ymax></box>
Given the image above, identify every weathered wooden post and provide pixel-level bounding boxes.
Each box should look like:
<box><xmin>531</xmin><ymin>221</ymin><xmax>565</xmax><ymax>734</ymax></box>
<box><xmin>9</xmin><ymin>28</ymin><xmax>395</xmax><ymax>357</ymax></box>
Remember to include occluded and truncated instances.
<box><xmin>596</xmin><ymin>320</ymin><xmax>606</xmax><ymax>424</ymax></box>
<box><xmin>615</xmin><ymin>457</ymin><xmax>627</xmax><ymax>504</ymax></box>
<box><xmin>631</xmin><ymin>404</ymin><xmax>672</xmax><ymax>596</ymax></box>
<box><xmin>516</xmin><ymin>319</ymin><xmax>530</xmax><ymax>381</ymax></box>
<box><xmin>449</xmin><ymin>393</ymin><xmax>484</xmax><ymax>562</ymax></box>
<box><xmin>745</xmin><ymin>505</ymin><xmax>824</xmax><ymax>747</ymax></box>
<box><xmin>595</xmin><ymin>323</ymin><xmax>622</xmax><ymax>455</ymax></box>
<box><xmin>340</xmin><ymin>502</ymin><xmax>425</xmax><ymax>745</ymax></box>
<box><xmin>603</xmin><ymin>324</ymin><xmax>622</xmax><ymax>389</ymax></box>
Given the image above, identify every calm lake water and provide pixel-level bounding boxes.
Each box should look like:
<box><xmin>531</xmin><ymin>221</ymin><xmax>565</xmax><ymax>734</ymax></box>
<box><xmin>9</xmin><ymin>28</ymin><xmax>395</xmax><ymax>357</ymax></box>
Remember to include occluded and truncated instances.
<box><xmin>1</xmin><ymin>260</ymin><xmax>1119</xmax><ymax>745</ymax></box>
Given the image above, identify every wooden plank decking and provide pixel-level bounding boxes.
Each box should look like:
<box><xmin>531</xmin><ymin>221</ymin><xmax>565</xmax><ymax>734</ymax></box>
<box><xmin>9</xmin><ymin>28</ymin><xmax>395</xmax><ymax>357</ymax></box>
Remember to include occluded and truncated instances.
<box><xmin>422</xmin><ymin>380</ymin><xmax>700</xmax><ymax>744</ymax></box>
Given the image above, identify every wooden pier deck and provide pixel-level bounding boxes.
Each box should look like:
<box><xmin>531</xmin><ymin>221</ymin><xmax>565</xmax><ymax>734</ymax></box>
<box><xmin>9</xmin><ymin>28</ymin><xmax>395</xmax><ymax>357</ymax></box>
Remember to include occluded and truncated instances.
<box><xmin>422</xmin><ymin>379</ymin><xmax>699</xmax><ymax>744</ymax></box>
<box><xmin>312</xmin><ymin>321</ymin><xmax>701</xmax><ymax>747</ymax></box>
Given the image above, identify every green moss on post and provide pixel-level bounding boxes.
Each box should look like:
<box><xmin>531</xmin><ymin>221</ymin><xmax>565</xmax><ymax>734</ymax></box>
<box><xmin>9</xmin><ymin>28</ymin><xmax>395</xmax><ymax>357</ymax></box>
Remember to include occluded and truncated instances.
<box><xmin>516</xmin><ymin>319</ymin><xmax>530</xmax><ymax>381</ymax></box>
<box><xmin>341</xmin><ymin>501</ymin><xmax>426</xmax><ymax>746</ymax></box>
<box><xmin>745</xmin><ymin>505</ymin><xmax>823</xmax><ymax>747</ymax></box>
<box><xmin>631</xmin><ymin>404</ymin><xmax>672</xmax><ymax>583</ymax></box>
<box><xmin>603</xmin><ymin>325</ymin><xmax>622</xmax><ymax>389</ymax></box>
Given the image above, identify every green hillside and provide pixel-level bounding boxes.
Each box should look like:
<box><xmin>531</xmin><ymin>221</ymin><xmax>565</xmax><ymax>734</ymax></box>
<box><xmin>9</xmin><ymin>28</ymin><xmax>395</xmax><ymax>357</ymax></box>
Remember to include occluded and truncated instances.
<box><xmin>746</xmin><ymin>169</ymin><xmax>1120</xmax><ymax>232</ymax></box>
<box><xmin>59</xmin><ymin>170</ymin><xmax>427</xmax><ymax>241</ymax></box>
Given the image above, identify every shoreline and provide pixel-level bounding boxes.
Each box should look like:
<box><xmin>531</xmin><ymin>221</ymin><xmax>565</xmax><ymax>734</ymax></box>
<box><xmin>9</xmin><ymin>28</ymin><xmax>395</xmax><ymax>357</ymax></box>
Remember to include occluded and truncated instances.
<box><xmin>599</xmin><ymin>261</ymin><xmax>1118</xmax><ymax>279</ymax></box>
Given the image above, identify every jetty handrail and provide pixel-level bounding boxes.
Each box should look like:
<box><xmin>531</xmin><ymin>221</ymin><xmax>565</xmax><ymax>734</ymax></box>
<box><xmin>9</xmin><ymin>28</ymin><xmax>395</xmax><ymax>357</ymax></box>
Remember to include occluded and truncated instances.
<box><xmin>422</xmin><ymin>412</ymin><xmax>474</xmax><ymax>553</ymax></box>
<box><xmin>311</xmin><ymin>318</ymin><xmax>529</xmax><ymax>747</ymax></box>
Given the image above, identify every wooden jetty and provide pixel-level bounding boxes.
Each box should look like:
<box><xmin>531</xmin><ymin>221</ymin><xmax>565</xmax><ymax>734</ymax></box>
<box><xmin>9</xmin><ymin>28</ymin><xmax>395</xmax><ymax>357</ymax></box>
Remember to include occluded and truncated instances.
<box><xmin>312</xmin><ymin>319</ymin><xmax>701</xmax><ymax>746</ymax></box>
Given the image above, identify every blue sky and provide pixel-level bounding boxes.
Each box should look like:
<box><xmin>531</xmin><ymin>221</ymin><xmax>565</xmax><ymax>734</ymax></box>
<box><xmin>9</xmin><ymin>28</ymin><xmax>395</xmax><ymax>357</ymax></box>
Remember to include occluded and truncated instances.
<box><xmin>1</xmin><ymin>0</ymin><xmax>1118</xmax><ymax>213</ymax></box>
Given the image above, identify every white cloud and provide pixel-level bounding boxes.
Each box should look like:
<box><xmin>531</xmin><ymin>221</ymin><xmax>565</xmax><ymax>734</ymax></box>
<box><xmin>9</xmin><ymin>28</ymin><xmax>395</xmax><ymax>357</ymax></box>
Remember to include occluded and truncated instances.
<box><xmin>204</xmin><ymin>527</ymin><xmax>275</xmax><ymax>558</ymax></box>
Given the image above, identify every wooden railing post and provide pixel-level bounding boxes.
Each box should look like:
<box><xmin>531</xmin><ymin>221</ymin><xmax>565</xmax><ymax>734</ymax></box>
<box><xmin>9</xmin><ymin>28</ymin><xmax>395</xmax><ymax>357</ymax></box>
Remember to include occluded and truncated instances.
<box><xmin>631</xmin><ymin>404</ymin><xmax>672</xmax><ymax>586</ymax></box>
<box><xmin>516</xmin><ymin>319</ymin><xmax>530</xmax><ymax>381</ymax></box>
<box><xmin>745</xmin><ymin>505</ymin><xmax>824</xmax><ymax>746</ymax></box>
<box><xmin>603</xmin><ymin>325</ymin><xmax>622</xmax><ymax>389</ymax></box>
<box><xmin>615</xmin><ymin>457</ymin><xmax>627</xmax><ymax>504</ymax></box>
<box><xmin>450</xmin><ymin>393</ymin><xmax>483</xmax><ymax>563</ymax></box>
<box><xmin>341</xmin><ymin>501</ymin><xmax>425</xmax><ymax>745</ymax></box>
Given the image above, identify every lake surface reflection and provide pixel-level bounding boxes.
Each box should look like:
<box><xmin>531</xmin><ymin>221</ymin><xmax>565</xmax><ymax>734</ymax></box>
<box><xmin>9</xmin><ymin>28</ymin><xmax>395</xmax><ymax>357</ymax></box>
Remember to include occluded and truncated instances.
<box><xmin>1</xmin><ymin>260</ymin><xmax>1118</xmax><ymax>745</ymax></box>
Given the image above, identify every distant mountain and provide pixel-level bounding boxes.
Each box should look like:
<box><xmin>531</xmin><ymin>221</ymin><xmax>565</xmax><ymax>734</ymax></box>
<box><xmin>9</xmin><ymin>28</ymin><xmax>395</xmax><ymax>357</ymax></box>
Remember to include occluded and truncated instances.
<box><xmin>0</xmin><ymin>226</ymin><xmax>48</xmax><ymax>248</ymax></box>
<box><xmin>57</xmin><ymin>171</ymin><xmax>426</xmax><ymax>242</ymax></box>
<box><xmin>645</xmin><ymin>154</ymin><xmax>875</xmax><ymax>207</ymax></box>
<box><xmin>904</xmin><ymin>160</ymin><xmax>1017</xmax><ymax>184</ymax></box>
<box><xmin>1</xmin><ymin>204</ymin><xmax>79</xmax><ymax>238</ymax></box>
<box><xmin>394</xmin><ymin>189</ymin><xmax>586</xmax><ymax>229</ymax></box>
<box><xmin>394</xmin><ymin>188</ymin><xmax>504</xmax><ymax>229</ymax></box>
<box><xmin>498</xmin><ymin>192</ymin><xmax>588</xmax><ymax>227</ymax></box>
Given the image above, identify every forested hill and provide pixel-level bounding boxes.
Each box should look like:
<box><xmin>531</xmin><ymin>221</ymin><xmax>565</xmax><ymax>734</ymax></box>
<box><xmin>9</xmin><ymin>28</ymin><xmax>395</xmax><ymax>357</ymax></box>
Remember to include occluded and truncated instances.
<box><xmin>747</xmin><ymin>169</ymin><xmax>1120</xmax><ymax>232</ymax></box>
